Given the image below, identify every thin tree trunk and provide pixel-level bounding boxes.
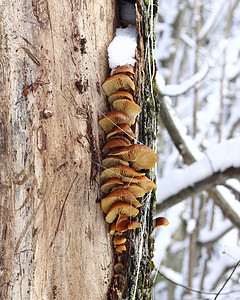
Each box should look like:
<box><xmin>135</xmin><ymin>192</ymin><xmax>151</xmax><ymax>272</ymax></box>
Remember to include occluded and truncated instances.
<box><xmin>0</xmin><ymin>1</ymin><xmax>117</xmax><ymax>299</ymax></box>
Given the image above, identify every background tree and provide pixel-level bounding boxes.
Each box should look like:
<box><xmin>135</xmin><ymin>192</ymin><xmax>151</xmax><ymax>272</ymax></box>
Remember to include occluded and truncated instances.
<box><xmin>153</xmin><ymin>0</ymin><xmax>240</xmax><ymax>299</ymax></box>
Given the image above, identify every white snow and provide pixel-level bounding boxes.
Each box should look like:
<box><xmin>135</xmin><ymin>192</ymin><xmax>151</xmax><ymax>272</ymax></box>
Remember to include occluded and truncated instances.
<box><xmin>157</xmin><ymin>64</ymin><xmax>209</xmax><ymax>96</ymax></box>
<box><xmin>206</xmin><ymin>138</ymin><xmax>240</xmax><ymax>172</ymax></box>
<box><xmin>108</xmin><ymin>25</ymin><xmax>137</xmax><ymax>70</ymax></box>
<box><xmin>186</xmin><ymin>218</ymin><xmax>196</xmax><ymax>234</ymax></box>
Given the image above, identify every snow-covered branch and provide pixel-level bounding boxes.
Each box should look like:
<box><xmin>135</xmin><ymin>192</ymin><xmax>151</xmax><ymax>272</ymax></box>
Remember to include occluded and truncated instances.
<box><xmin>156</xmin><ymin>166</ymin><xmax>240</xmax><ymax>215</ymax></box>
<box><xmin>157</xmin><ymin>64</ymin><xmax>209</xmax><ymax>97</ymax></box>
<box><xmin>155</xmin><ymin>86</ymin><xmax>240</xmax><ymax>227</ymax></box>
<box><xmin>197</xmin><ymin>224</ymin><xmax>234</xmax><ymax>246</ymax></box>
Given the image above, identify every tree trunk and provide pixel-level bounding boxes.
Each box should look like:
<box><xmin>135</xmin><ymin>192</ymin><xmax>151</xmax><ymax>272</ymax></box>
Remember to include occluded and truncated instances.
<box><xmin>0</xmin><ymin>1</ymin><xmax>117</xmax><ymax>299</ymax></box>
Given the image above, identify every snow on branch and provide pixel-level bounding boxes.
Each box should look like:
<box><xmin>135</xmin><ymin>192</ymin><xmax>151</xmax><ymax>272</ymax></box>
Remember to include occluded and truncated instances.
<box><xmin>157</xmin><ymin>64</ymin><xmax>209</xmax><ymax>97</ymax></box>
<box><xmin>197</xmin><ymin>0</ymin><xmax>229</xmax><ymax>42</ymax></box>
<box><xmin>156</xmin><ymin>138</ymin><xmax>240</xmax><ymax>203</ymax></box>
<box><xmin>197</xmin><ymin>224</ymin><xmax>234</xmax><ymax>246</ymax></box>
<box><xmin>155</xmin><ymin>85</ymin><xmax>240</xmax><ymax>226</ymax></box>
<box><xmin>156</xmin><ymin>165</ymin><xmax>240</xmax><ymax>215</ymax></box>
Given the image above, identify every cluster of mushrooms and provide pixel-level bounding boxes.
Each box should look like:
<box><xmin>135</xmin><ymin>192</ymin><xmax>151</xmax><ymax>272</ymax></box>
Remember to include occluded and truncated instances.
<box><xmin>99</xmin><ymin>64</ymin><xmax>159</xmax><ymax>276</ymax></box>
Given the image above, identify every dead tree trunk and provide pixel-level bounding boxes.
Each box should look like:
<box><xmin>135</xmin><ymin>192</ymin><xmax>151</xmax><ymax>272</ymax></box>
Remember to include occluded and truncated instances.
<box><xmin>0</xmin><ymin>1</ymin><xmax>117</xmax><ymax>299</ymax></box>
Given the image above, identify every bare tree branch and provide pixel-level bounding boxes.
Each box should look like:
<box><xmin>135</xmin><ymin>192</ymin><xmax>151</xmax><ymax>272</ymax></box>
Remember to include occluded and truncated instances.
<box><xmin>156</xmin><ymin>167</ymin><xmax>240</xmax><ymax>219</ymax></box>
<box><xmin>214</xmin><ymin>260</ymin><xmax>240</xmax><ymax>299</ymax></box>
<box><xmin>197</xmin><ymin>224</ymin><xmax>234</xmax><ymax>246</ymax></box>
<box><xmin>155</xmin><ymin>93</ymin><xmax>240</xmax><ymax>227</ymax></box>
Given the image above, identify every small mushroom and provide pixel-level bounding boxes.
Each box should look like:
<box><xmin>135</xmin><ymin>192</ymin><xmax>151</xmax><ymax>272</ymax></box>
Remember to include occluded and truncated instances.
<box><xmin>102</xmin><ymin>138</ymin><xmax>131</xmax><ymax>155</ymax></box>
<box><xmin>112</xmin><ymin>183</ymin><xmax>146</xmax><ymax>198</ymax></box>
<box><xmin>111</xmin><ymin>64</ymin><xmax>135</xmax><ymax>79</ymax></box>
<box><xmin>108</xmin><ymin>91</ymin><xmax>134</xmax><ymax>105</ymax></box>
<box><xmin>102</xmin><ymin>156</ymin><xmax>129</xmax><ymax>169</ymax></box>
<box><xmin>108</xmin><ymin>133</ymin><xmax>132</xmax><ymax>144</ymax></box>
<box><xmin>101</xmin><ymin>178</ymin><xmax>124</xmax><ymax>194</ymax></box>
<box><xmin>99</xmin><ymin>111</ymin><xmax>132</xmax><ymax>134</ymax></box>
<box><xmin>114</xmin><ymin>262</ymin><xmax>124</xmax><ymax>274</ymax></box>
<box><xmin>106</xmin><ymin>124</ymin><xmax>136</xmax><ymax>140</ymax></box>
<box><xmin>102</xmin><ymin>74</ymin><xmax>135</xmax><ymax>96</ymax></box>
<box><xmin>105</xmin><ymin>202</ymin><xmax>139</xmax><ymax>224</ymax></box>
<box><xmin>121</xmin><ymin>175</ymin><xmax>156</xmax><ymax>193</ymax></box>
<box><xmin>115</xmin><ymin>244</ymin><xmax>127</xmax><ymax>254</ymax></box>
<box><xmin>152</xmin><ymin>217</ymin><xmax>169</xmax><ymax>233</ymax></box>
<box><xmin>115</xmin><ymin>214</ymin><xmax>131</xmax><ymax>232</ymax></box>
<box><xmin>112</xmin><ymin>99</ymin><xmax>142</xmax><ymax>124</ymax></box>
<box><xmin>100</xmin><ymin>165</ymin><xmax>145</xmax><ymax>182</ymax></box>
<box><xmin>128</xmin><ymin>220</ymin><xmax>141</xmax><ymax>230</ymax></box>
<box><xmin>113</xmin><ymin>236</ymin><xmax>127</xmax><ymax>246</ymax></box>
<box><xmin>101</xmin><ymin>188</ymin><xmax>142</xmax><ymax>214</ymax></box>
<box><xmin>109</xmin><ymin>144</ymin><xmax>157</xmax><ymax>170</ymax></box>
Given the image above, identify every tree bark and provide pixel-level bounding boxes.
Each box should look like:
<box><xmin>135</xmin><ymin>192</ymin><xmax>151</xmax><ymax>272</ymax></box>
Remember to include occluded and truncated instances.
<box><xmin>0</xmin><ymin>1</ymin><xmax>117</xmax><ymax>299</ymax></box>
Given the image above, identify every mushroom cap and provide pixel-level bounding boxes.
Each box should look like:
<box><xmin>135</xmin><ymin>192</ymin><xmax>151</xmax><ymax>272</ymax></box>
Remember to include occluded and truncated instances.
<box><xmin>102</xmin><ymin>74</ymin><xmax>135</xmax><ymax>96</ymax></box>
<box><xmin>99</xmin><ymin>111</ymin><xmax>132</xmax><ymax>134</ymax></box>
<box><xmin>105</xmin><ymin>202</ymin><xmax>139</xmax><ymax>223</ymax></box>
<box><xmin>102</xmin><ymin>138</ymin><xmax>131</xmax><ymax>155</ymax></box>
<box><xmin>112</xmin><ymin>183</ymin><xmax>146</xmax><ymax>198</ymax></box>
<box><xmin>109</xmin><ymin>144</ymin><xmax>157</xmax><ymax>170</ymax></box>
<box><xmin>112</xmin><ymin>99</ymin><xmax>142</xmax><ymax>124</ymax></box>
<box><xmin>100</xmin><ymin>178</ymin><xmax>124</xmax><ymax>194</ymax></box>
<box><xmin>100</xmin><ymin>165</ymin><xmax>145</xmax><ymax>182</ymax></box>
<box><xmin>113</xmin><ymin>236</ymin><xmax>127</xmax><ymax>246</ymax></box>
<box><xmin>109</xmin><ymin>222</ymin><xmax>124</xmax><ymax>236</ymax></box>
<box><xmin>108</xmin><ymin>91</ymin><xmax>134</xmax><ymax>105</ymax></box>
<box><xmin>106</xmin><ymin>124</ymin><xmax>136</xmax><ymax>140</ymax></box>
<box><xmin>102</xmin><ymin>156</ymin><xmax>129</xmax><ymax>169</ymax></box>
<box><xmin>121</xmin><ymin>176</ymin><xmax>156</xmax><ymax>193</ymax></box>
<box><xmin>115</xmin><ymin>244</ymin><xmax>127</xmax><ymax>254</ymax></box>
<box><xmin>152</xmin><ymin>217</ymin><xmax>169</xmax><ymax>233</ymax></box>
<box><xmin>128</xmin><ymin>221</ymin><xmax>141</xmax><ymax>230</ymax></box>
<box><xmin>115</xmin><ymin>214</ymin><xmax>131</xmax><ymax>232</ymax></box>
<box><xmin>114</xmin><ymin>262</ymin><xmax>124</xmax><ymax>274</ymax></box>
<box><xmin>101</xmin><ymin>188</ymin><xmax>142</xmax><ymax>213</ymax></box>
<box><xmin>108</xmin><ymin>133</ymin><xmax>132</xmax><ymax>144</ymax></box>
<box><xmin>112</xmin><ymin>64</ymin><xmax>135</xmax><ymax>76</ymax></box>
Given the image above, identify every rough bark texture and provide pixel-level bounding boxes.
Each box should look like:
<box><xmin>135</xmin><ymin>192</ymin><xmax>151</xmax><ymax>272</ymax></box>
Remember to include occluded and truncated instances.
<box><xmin>0</xmin><ymin>1</ymin><xmax>117</xmax><ymax>299</ymax></box>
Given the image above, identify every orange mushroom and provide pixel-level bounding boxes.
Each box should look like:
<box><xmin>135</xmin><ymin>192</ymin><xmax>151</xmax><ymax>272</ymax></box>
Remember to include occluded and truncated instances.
<box><xmin>102</xmin><ymin>138</ymin><xmax>131</xmax><ymax>155</ymax></box>
<box><xmin>99</xmin><ymin>111</ymin><xmax>132</xmax><ymax>134</ymax></box>
<box><xmin>152</xmin><ymin>217</ymin><xmax>169</xmax><ymax>233</ymax></box>
<box><xmin>108</xmin><ymin>91</ymin><xmax>134</xmax><ymax>105</ymax></box>
<box><xmin>101</xmin><ymin>188</ymin><xmax>142</xmax><ymax>214</ymax></box>
<box><xmin>105</xmin><ymin>202</ymin><xmax>139</xmax><ymax>224</ymax></box>
<box><xmin>109</xmin><ymin>144</ymin><xmax>157</xmax><ymax>170</ymax></box>
<box><xmin>100</xmin><ymin>165</ymin><xmax>145</xmax><ymax>182</ymax></box>
<box><xmin>102</xmin><ymin>74</ymin><xmax>135</xmax><ymax>96</ymax></box>
<box><xmin>112</xmin><ymin>99</ymin><xmax>142</xmax><ymax>124</ymax></box>
<box><xmin>106</xmin><ymin>124</ymin><xmax>136</xmax><ymax>141</ymax></box>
